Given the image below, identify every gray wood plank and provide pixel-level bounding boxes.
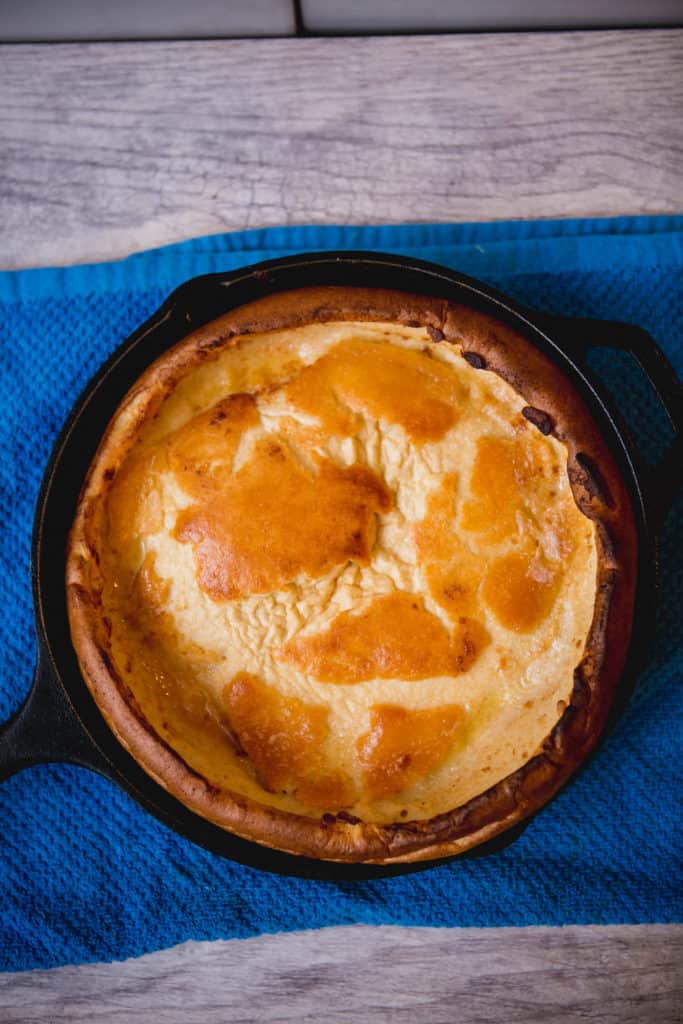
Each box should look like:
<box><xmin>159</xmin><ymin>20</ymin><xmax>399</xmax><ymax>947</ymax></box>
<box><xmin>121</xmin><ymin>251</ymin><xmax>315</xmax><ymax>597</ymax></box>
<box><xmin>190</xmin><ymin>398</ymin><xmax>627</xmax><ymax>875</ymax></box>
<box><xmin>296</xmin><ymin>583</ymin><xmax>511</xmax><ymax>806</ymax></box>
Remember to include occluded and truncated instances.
<box><xmin>1</xmin><ymin>925</ymin><xmax>681</xmax><ymax>1023</ymax></box>
<box><xmin>0</xmin><ymin>0</ymin><xmax>296</xmax><ymax>43</ymax></box>
<box><xmin>1</xmin><ymin>30</ymin><xmax>682</xmax><ymax>270</ymax></box>
<box><xmin>301</xmin><ymin>0</ymin><xmax>683</xmax><ymax>34</ymax></box>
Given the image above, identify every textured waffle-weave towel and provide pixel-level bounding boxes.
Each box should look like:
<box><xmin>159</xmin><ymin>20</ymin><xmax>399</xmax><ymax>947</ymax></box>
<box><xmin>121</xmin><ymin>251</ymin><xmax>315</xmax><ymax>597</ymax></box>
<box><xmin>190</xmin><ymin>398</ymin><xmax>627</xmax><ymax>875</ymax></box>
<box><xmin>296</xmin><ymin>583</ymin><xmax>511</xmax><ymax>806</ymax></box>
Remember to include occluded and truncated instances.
<box><xmin>0</xmin><ymin>216</ymin><xmax>682</xmax><ymax>972</ymax></box>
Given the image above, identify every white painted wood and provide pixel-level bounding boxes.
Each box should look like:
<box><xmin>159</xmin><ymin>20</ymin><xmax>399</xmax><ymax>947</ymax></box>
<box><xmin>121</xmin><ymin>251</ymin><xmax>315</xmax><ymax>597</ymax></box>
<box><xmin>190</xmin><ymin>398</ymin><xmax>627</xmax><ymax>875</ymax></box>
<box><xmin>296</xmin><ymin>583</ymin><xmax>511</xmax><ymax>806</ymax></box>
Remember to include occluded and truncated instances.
<box><xmin>1</xmin><ymin>30</ymin><xmax>681</xmax><ymax>270</ymax></box>
<box><xmin>1</xmin><ymin>925</ymin><xmax>681</xmax><ymax>1023</ymax></box>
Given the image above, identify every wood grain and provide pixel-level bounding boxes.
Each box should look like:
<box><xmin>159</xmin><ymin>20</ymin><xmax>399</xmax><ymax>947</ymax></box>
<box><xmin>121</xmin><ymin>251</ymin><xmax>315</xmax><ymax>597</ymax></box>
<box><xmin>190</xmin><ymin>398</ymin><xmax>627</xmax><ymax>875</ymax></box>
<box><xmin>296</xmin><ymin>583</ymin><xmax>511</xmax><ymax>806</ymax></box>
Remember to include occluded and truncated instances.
<box><xmin>1</xmin><ymin>30</ymin><xmax>682</xmax><ymax>270</ymax></box>
<box><xmin>1</xmin><ymin>925</ymin><xmax>681</xmax><ymax>1023</ymax></box>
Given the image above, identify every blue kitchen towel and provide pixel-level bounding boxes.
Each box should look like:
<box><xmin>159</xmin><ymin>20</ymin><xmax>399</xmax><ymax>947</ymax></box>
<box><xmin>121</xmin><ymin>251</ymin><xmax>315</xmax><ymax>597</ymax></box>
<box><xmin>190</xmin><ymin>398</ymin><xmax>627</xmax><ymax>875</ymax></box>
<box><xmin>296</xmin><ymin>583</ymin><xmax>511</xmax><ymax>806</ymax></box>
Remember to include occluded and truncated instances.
<box><xmin>1</xmin><ymin>217</ymin><xmax>681</xmax><ymax>972</ymax></box>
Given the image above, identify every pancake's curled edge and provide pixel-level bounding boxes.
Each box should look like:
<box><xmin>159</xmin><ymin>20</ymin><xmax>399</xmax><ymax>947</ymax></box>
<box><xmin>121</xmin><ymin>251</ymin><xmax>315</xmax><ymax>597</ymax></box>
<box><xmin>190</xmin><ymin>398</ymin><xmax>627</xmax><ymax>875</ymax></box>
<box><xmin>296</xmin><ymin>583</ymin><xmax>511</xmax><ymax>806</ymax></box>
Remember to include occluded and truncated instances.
<box><xmin>66</xmin><ymin>286</ymin><xmax>638</xmax><ymax>863</ymax></box>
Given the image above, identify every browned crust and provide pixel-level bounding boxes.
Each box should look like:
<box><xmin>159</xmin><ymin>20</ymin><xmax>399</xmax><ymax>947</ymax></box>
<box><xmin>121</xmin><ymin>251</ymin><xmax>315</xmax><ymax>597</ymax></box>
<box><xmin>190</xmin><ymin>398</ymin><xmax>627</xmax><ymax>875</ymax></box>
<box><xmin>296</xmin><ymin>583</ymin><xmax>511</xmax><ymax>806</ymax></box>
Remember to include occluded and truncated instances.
<box><xmin>66</xmin><ymin>286</ymin><xmax>638</xmax><ymax>864</ymax></box>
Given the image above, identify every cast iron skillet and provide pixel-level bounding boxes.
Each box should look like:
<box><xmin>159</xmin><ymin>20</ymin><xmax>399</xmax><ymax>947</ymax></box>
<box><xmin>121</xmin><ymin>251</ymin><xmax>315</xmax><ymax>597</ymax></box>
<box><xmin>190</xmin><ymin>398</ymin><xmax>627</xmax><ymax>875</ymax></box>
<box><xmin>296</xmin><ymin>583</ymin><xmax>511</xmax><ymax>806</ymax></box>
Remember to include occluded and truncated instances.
<box><xmin>1</xmin><ymin>253</ymin><xmax>681</xmax><ymax>880</ymax></box>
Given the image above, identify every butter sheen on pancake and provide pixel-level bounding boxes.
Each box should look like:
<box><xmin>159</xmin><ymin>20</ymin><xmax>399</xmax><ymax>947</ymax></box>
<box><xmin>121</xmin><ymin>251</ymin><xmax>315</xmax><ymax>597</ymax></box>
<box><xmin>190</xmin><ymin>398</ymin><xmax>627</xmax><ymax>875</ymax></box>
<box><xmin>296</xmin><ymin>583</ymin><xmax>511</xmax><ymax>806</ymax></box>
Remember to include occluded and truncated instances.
<box><xmin>66</xmin><ymin>287</ymin><xmax>637</xmax><ymax>863</ymax></box>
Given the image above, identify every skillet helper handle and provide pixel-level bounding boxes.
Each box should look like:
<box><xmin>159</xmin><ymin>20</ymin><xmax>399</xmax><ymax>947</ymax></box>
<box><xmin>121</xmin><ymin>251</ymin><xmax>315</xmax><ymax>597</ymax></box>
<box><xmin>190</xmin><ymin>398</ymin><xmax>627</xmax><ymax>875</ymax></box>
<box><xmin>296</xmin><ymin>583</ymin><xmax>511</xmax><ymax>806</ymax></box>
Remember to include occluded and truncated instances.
<box><xmin>0</xmin><ymin>647</ymin><xmax>107</xmax><ymax>782</ymax></box>
<box><xmin>547</xmin><ymin>317</ymin><xmax>683</xmax><ymax>525</ymax></box>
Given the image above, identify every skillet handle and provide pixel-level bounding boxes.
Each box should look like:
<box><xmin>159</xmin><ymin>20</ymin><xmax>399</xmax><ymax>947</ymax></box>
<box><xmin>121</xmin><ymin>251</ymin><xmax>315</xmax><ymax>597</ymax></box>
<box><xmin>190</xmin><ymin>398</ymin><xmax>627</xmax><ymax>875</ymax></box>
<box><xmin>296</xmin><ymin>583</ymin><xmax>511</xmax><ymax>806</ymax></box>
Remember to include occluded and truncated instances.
<box><xmin>544</xmin><ymin>316</ymin><xmax>683</xmax><ymax>525</ymax></box>
<box><xmin>0</xmin><ymin>646</ymin><xmax>110</xmax><ymax>782</ymax></box>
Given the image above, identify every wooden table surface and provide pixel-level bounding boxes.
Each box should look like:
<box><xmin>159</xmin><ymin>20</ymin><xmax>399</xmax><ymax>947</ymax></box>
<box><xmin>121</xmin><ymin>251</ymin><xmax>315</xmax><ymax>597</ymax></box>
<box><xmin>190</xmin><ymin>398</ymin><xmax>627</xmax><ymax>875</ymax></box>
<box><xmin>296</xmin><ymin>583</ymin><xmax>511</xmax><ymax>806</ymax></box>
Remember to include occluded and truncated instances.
<box><xmin>1</xmin><ymin>28</ymin><xmax>681</xmax><ymax>1023</ymax></box>
<box><xmin>2</xmin><ymin>29</ymin><xmax>682</xmax><ymax>269</ymax></box>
